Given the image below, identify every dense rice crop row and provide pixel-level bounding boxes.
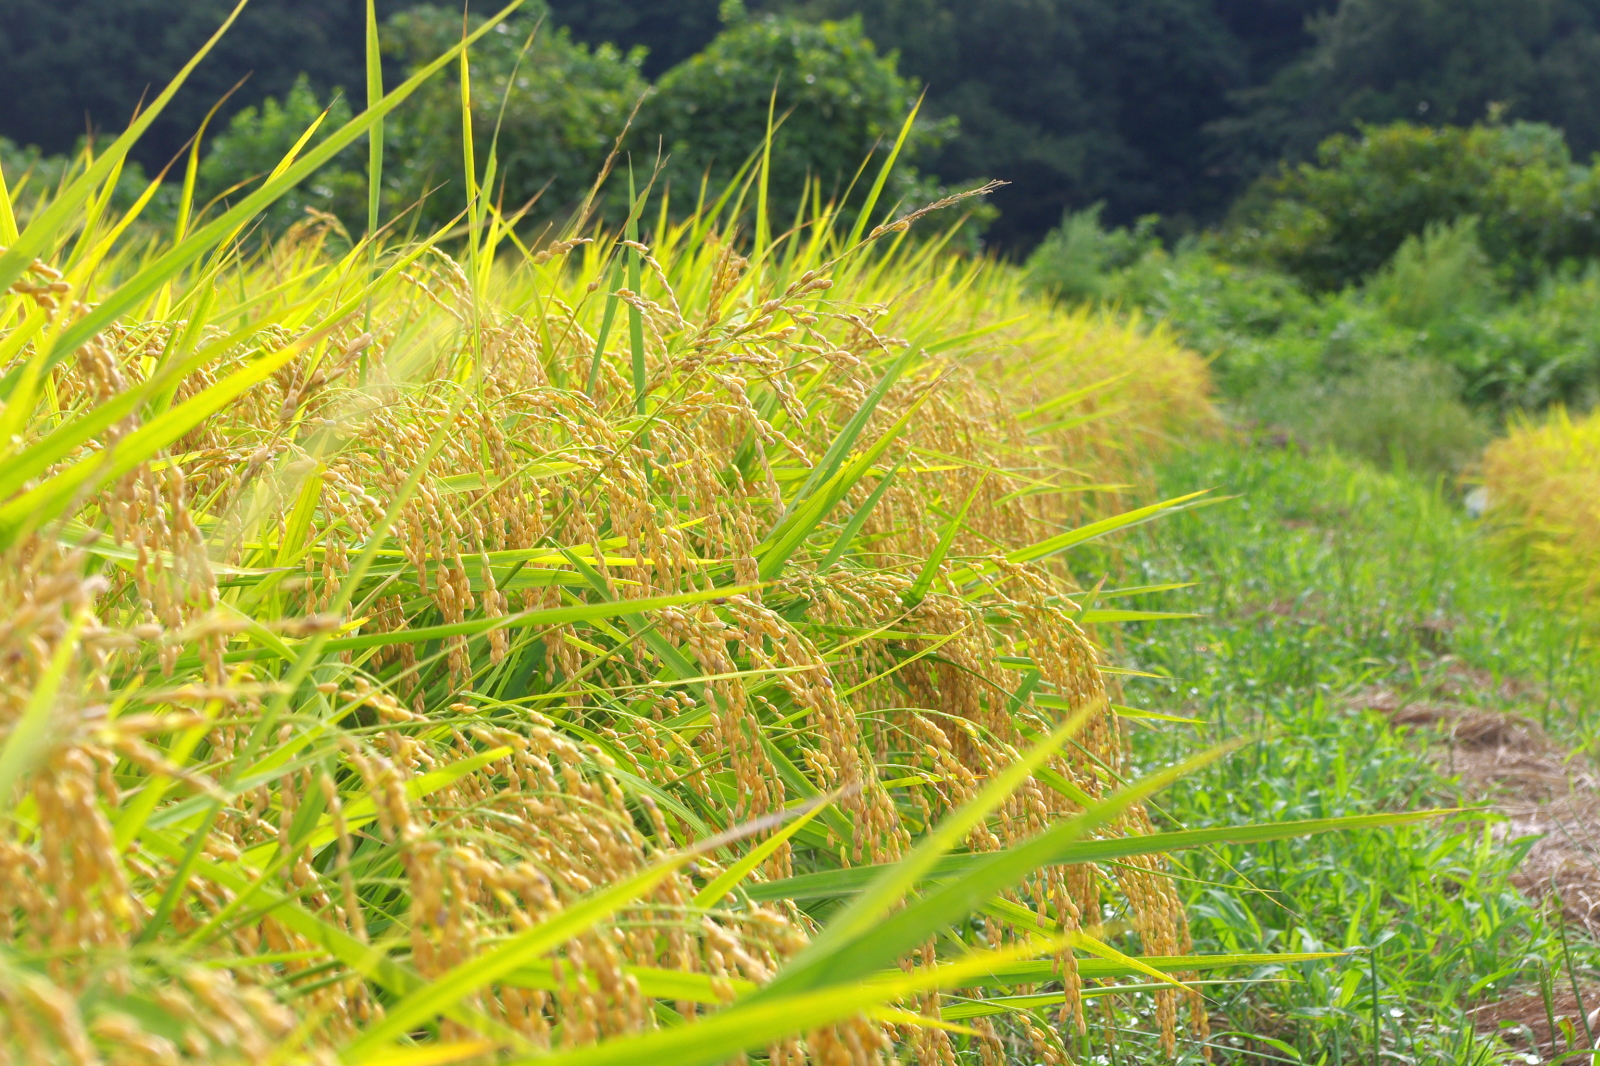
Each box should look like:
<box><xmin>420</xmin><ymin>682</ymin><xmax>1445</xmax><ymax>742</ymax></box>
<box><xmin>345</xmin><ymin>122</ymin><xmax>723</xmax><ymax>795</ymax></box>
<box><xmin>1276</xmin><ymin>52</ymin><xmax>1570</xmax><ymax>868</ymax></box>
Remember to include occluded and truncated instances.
<box><xmin>1482</xmin><ymin>407</ymin><xmax>1600</xmax><ymax>630</ymax></box>
<box><xmin>0</xmin><ymin>7</ymin><xmax>1428</xmax><ymax>1063</ymax></box>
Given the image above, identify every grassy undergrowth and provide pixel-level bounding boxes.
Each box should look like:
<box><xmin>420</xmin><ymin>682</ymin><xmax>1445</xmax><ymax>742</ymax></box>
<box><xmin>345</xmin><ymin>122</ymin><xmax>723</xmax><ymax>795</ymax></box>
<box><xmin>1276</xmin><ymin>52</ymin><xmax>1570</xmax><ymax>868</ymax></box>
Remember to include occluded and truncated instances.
<box><xmin>1100</xmin><ymin>442</ymin><xmax>1600</xmax><ymax>1064</ymax></box>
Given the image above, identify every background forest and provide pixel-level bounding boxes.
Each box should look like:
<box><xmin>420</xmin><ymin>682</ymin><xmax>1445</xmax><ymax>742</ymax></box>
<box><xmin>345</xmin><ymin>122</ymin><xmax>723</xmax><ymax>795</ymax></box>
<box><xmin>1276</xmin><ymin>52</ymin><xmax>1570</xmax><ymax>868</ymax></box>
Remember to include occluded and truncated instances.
<box><xmin>12</xmin><ymin>0</ymin><xmax>1600</xmax><ymax>251</ymax></box>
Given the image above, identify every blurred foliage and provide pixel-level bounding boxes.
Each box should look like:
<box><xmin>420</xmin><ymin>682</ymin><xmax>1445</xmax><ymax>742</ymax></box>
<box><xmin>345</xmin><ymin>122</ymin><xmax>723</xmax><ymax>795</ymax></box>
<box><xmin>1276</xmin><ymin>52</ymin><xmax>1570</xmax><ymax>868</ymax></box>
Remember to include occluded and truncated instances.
<box><xmin>544</xmin><ymin>0</ymin><xmax>725</xmax><ymax>76</ymax></box>
<box><xmin>0</xmin><ymin>0</ymin><xmax>421</xmax><ymax>172</ymax></box>
<box><xmin>380</xmin><ymin>4</ymin><xmax>647</xmax><ymax>230</ymax></box>
<box><xmin>1024</xmin><ymin>204</ymin><xmax>1162</xmax><ymax>304</ymax></box>
<box><xmin>1131</xmin><ymin>236</ymin><xmax>1600</xmax><ymax>418</ymax></box>
<box><xmin>195</xmin><ymin>75</ymin><xmax>367</xmax><ymax>235</ymax></box>
<box><xmin>634</xmin><ymin>10</ymin><xmax>952</xmax><ymax>229</ymax></box>
<box><xmin>1263</xmin><ymin>359</ymin><xmax>1491</xmax><ymax>477</ymax></box>
<box><xmin>1023</xmin><ymin>122</ymin><xmax>1600</xmax><ymax>474</ymax></box>
<box><xmin>189</xmin><ymin>5</ymin><xmax>944</xmax><ymax>239</ymax></box>
<box><xmin>784</xmin><ymin>0</ymin><xmax>1257</xmax><ymax>253</ymax></box>
<box><xmin>1229</xmin><ymin>120</ymin><xmax>1600</xmax><ymax>292</ymax></box>
<box><xmin>1</xmin><ymin>137</ymin><xmax>176</xmax><ymax>226</ymax></box>
<box><xmin>13</xmin><ymin>0</ymin><xmax>1600</xmax><ymax>251</ymax></box>
<box><xmin>1216</xmin><ymin>0</ymin><xmax>1600</xmax><ymax>180</ymax></box>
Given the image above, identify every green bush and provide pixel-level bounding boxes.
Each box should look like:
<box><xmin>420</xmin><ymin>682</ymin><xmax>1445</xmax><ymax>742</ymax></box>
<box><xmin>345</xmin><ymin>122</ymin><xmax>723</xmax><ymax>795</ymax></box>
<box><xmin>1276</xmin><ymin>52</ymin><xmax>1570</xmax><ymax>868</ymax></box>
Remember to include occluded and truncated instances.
<box><xmin>1450</xmin><ymin>267</ymin><xmax>1600</xmax><ymax>412</ymax></box>
<box><xmin>1231</xmin><ymin>120</ymin><xmax>1600</xmax><ymax>291</ymax></box>
<box><xmin>1030</xmin><ymin>198</ymin><xmax>1600</xmax><ymax>423</ymax></box>
<box><xmin>196</xmin><ymin>74</ymin><xmax>366</xmax><ymax>234</ymax></box>
<box><xmin>1362</xmin><ymin>217</ymin><xmax>1498</xmax><ymax>330</ymax></box>
<box><xmin>3</xmin><ymin>137</ymin><xmax>176</xmax><ymax>227</ymax></box>
<box><xmin>193</xmin><ymin>5</ymin><xmax>647</xmax><ymax>238</ymax></box>
<box><xmin>188</xmin><ymin>5</ymin><xmax>946</xmax><ymax>240</ymax></box>
<box><xmin>383</xmin><ymin>4</ymin><xmax>647</xmax><ymax>230</ymax></box>
<box><xmin>1263</xmin><ymin>359</ymin><xmax>1491</xmax><ymax>476</ymax></box>
<box><xmin>1022</xmin><ymin>203</ymin><xmax>1160</xmax><ymax>304</ymax></box>
<box><xmin>634</xmin><ymin>9</ymin><xmax>951</xmax><ymax>227</ymax></box>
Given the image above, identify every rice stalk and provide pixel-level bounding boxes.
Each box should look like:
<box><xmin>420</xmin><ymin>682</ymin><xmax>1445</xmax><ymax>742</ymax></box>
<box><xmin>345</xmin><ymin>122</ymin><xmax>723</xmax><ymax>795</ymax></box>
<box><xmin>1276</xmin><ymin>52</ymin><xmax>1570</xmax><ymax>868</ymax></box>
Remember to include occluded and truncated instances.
<box><xmin>1481</xmin><ymin>406</ymin><xmax>1600</xmax><ymax>631</ymax></box>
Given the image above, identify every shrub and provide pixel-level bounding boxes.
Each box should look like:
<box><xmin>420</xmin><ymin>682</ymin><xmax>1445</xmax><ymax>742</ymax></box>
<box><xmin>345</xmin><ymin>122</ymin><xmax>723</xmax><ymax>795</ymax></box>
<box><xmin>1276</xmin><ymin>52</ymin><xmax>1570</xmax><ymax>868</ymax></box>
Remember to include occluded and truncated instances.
<box><xmin>196</xmin><ymin>74</ymin><xmax>366</xmax><ymax>233</ymax></box>
<box><xmin>1270</xmin><ymin>359</ymin><xmax>1491</xmax><ymax>476</ymax></box>
<box><xmin>383</xmin><ymin>3</ymin><xmax>647</xmax><ymax>230</ymax></box>
<box><xmin>3</xmin><ymin>136</ymin><xmax>175</xmax><ymax>226</ymax></box>
<box><xmin>1023</xmin><ymin>203</ymin><xmax>1161</xmax><ymax>305</ymax></box>
<box><xmin>1031</xmin><ymin>200</ymin><xmax>1600</xmax><ymax>423</ymax></box>
<box><xmin>1230</xmin><ymin>120</ymin><xmax>1600</xmax><ymax>291</ymax></box>
<box><xmin>634</xmin><ymin>9</ymin><xmax>952</xmax><ymax>226</ymax></box>
<box><xmin>194</xmin><ymin>5</ymin><xmax>649</xmax><ymax>237</ymax></box>
<box><xmin>1362</xmin><ymin>217</ymin><xmax>1498</xmax><ymax>331</ymax></box>
<box><xmin>1461</xmin><ymin>267</ymin><xmax>1600</xmax><ymax>412</ymax></box>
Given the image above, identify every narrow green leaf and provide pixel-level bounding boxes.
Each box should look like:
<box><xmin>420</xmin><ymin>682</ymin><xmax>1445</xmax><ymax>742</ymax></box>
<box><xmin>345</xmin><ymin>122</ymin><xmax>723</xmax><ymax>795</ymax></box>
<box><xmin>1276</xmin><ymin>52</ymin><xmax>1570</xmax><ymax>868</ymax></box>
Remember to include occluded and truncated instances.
<box><xmin>365</xmin><ymin>0</ymin><xmax>384</xmax><ymax>239</ymax></box>
<box><xmin>1075</xmin><ymin>609</ymin><xmax>1201</xmax><ymax>624</ymax></box>
<box><xmin>817</xmin><ymin>457</ymin><xmax>900</xmax><ymax>570</ymax></box>
<box><xmin>904</xmin><ymin>472</ymin><xmax>987</xmax><ymax>607</ymax></box>
<box><xmin>784</xmin><ymin>349</ymin><xmax>911</xmax><ymax>516</ymax></box>
<box><xmin>752</xmin><ymin>703</ymin><xmax>1098</xmax><ymax>998</ymax></box>
<box><xmin>843</xmin><ymin>97</ymin><xmax>923</xmax><ymax>251</ymax></box>
<box><xmin>1015</xmin><ymin>372</ymin><xmax>1129</xmax><ymax>422</ymax></box>
<box><xmin>742</xmin><ymin>809</ymin><xmax>1456</xmax><ymax>903</ymax></box>
<box><xmin>760</xmin><ymin>739</ymin><xmax>1240</xmax><ymax>998</ymax></box>
<box><xmin>0</xmin><ymin>611</ymin><xmax>86</xmax><ymax>813</ymax></box>
<box><xmin>502</xmin><ymin>935</ymin><xmax>1066</xmax><ymax>1066</ymax></box>
<box><xmin>692</xmin><ymin>796</ymin><xmax>832</xmax><ymax>908</ymax></box>
<box><xmin>627</xmin><ymin>166</ymin><xmax>647</xmax><ymax>414</ymax></box>
<box><xmin>948</xmin><ymin>491</ymin><xmax>1217</xmax><ymax>585</ymax></box>
<box><xmin>757</xmin><ymin>369</ymin><xmax>938</xmax><ymax>581</ymax></box>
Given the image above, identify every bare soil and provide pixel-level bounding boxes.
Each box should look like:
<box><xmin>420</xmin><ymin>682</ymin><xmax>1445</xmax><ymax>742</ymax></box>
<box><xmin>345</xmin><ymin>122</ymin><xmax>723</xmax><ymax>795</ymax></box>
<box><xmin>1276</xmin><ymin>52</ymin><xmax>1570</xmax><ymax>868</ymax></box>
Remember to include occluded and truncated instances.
<box><xmin>1351</xmin><ymin>661</ymin><xmax>1600</xmax><ymax>1057</ymax></box>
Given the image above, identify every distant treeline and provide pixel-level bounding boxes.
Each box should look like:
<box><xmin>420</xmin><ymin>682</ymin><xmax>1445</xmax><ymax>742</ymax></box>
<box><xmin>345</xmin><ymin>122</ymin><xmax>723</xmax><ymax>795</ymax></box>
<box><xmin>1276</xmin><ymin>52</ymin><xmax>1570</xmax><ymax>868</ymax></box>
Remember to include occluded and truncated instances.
<box><xmin>5</xmin><ymin>0</ymin><xmax>1600</xmax><ymax>251</ymax></box>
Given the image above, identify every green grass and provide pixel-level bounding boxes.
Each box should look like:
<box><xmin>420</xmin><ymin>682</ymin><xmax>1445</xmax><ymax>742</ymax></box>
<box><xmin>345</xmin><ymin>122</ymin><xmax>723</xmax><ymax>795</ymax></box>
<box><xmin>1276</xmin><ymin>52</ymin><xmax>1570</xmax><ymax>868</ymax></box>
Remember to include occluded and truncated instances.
<box><xmin>1094</xmin><ymin>441</ymin><xmax>1600</xmax><ymax>1063</ymax></box>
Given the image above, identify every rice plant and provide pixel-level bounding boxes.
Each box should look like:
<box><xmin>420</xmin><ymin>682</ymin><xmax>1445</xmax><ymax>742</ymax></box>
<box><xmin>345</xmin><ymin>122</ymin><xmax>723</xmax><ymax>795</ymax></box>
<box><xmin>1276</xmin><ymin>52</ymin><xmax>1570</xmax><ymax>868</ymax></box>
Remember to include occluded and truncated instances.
<box><xmin>1481</xmin><ymin>406</ymin><xmax>1600</xmax><ymax>634</ymax></box>
<box><xmin>0</xmin><ymin>4</ymin><xmax>1436</xmax><ymax>1062</ymax></box>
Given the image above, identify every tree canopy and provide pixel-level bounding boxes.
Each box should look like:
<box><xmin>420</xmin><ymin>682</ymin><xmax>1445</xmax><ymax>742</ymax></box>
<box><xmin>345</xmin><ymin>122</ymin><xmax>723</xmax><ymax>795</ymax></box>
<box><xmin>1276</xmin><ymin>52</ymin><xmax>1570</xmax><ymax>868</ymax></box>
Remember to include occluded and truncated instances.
<box><xmin>7</xmin><ymin>0</ymin><xmax>1600</xmax><ymax>251</ymax></box>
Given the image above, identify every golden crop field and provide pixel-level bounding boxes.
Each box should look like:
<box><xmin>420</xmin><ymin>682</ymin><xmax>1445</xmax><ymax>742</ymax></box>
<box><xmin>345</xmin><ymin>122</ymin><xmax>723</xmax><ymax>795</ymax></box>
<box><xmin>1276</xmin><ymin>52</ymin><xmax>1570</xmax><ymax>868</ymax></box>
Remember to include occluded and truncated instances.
<box><xmin>0</xmin><ymin>8</ymin><xmax>1419</xmax><ymax>1064</ymax></box>
<box><xmin>1482</xmin><ymin>406</ymin><xmax>1600</xmax><ymax>632</ymax></box>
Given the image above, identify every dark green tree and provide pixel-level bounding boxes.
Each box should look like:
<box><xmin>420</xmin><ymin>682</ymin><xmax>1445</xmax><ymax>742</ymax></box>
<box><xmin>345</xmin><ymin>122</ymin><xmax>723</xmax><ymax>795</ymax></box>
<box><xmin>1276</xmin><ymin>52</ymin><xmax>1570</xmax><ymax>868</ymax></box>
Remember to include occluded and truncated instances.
<box><xmin>192</xmin><ymin>5</ymin><xmax>648</xmax><ymax>237</ymax></box>
<box><xmin>380</xmin><ymin>4</ymin><xmax>647</xmax><ymax>230</ymax></box>
<box><xmin>0</xmin><ymin>0</ymin><xmax>428</xmax><ymax>174</ymax></box>
<box><xmin>542</xmin><ymin>0</ymin><xmax>724</xmax><ymax>76</ymax></box>
<box><xmin>1229</xmin><ymin>120</ymin><xmax>1600</xmax><ymax>290</ymax></box>
<box><xmin>632</xmin><ymin>10</ymin><xmax>949</xmax><ymax>229</ymax></box>
<box><xmin>783</xmin><ymin>0</ymin><xmax>1252</xmax><ymax>252</ymax></box>
<box><xmin>1216</xmin><ymin>0</ymin><xmax>1600</xmax><ymax>178</ymax></box>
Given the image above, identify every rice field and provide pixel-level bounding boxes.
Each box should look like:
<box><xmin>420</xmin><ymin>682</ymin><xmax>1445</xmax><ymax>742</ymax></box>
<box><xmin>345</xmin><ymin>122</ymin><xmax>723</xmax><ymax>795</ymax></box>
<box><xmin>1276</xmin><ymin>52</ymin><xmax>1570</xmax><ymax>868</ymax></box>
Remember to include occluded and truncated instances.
<box><xmin>1482</xmin><ymin>406</ymin><xmax>1600</xmax><ymax>633</ymax></box>
<box><xmin>0</xmin><ymin>7</ymin><xmax>1451</xmax><ymax>1065</ymax></box>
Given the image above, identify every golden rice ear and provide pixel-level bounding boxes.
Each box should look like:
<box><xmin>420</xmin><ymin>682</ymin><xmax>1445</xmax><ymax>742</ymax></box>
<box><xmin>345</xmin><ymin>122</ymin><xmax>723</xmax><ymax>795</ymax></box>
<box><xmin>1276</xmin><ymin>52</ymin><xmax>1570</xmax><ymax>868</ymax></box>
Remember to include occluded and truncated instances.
<box><xmin>1481</xmin><ymin>406</ymin><xmax>1600</xmax><ymax>630</ymax></box>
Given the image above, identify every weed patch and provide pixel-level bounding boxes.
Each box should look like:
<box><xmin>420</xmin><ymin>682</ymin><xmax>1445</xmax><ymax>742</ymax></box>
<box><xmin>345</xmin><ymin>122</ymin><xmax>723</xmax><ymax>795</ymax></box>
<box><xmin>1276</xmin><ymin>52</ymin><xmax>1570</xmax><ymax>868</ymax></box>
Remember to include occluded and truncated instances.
<box><xmin>1097</xmin><ymin>442</ymin><xmax>1600</xmax><ymax>1063</ymax></box>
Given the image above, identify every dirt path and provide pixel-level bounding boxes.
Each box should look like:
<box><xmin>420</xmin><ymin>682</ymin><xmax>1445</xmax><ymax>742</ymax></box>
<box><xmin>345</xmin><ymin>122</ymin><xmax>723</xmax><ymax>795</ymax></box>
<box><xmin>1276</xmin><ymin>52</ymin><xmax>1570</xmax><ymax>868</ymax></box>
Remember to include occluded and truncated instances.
<box><xmin>1355</xmin><ymin>666</ymin><xmax>1600</xmax><ymax>1056</ymax></box>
